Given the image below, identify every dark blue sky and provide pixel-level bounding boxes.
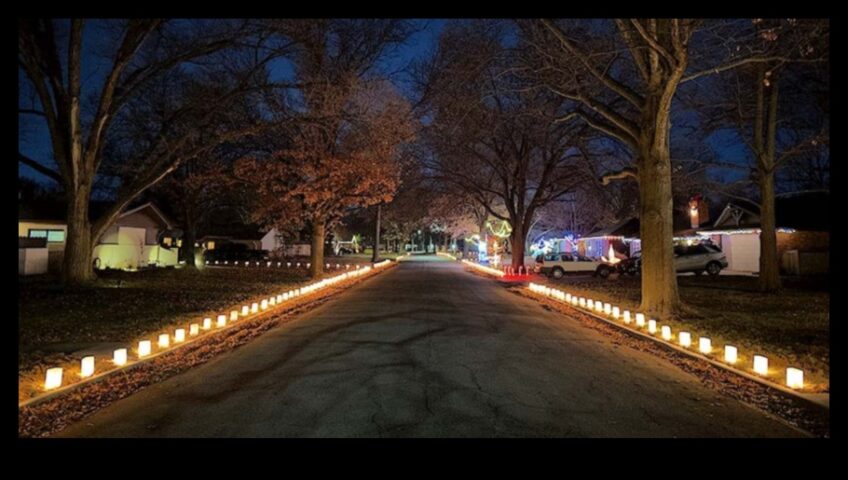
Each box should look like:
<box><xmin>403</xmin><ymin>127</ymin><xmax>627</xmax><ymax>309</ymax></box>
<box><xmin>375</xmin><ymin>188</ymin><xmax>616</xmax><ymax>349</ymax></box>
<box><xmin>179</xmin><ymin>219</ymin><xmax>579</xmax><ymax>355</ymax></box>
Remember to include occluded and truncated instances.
<box><xmin>18</xmin><ymin>19</ymin><xmax>448</xmax><ymax>186</ymax></box>
<box><xmin>19</xmin><ymin>19</ymin><xmax>752</xmax><ymax>189</ymax></box>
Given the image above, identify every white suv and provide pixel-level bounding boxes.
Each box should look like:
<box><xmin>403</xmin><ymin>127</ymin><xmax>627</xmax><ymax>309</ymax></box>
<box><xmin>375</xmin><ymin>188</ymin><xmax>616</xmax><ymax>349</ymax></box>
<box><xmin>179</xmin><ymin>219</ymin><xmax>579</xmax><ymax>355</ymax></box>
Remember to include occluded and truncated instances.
<box><xmin>534</xmin><ymin>252</ymin><xmax>611</xmax><ymax>279</ymax></box>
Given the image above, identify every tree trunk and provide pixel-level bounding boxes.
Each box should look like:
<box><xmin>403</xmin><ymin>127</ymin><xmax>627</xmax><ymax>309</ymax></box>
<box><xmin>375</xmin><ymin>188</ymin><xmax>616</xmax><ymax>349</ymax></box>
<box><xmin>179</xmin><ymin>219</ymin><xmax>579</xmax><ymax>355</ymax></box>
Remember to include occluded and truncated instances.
<box><xmin>510</xmin><ymin>222</ymin><xmax>526</xmax><ymax>270</ymax></box>
<box><xmin>637</xmin><ymin>89</ymin><xmax>682</xmax><ymax>317</ymax></box>
<box><xmin>758</xmin><ymin>173</ymin><xmax>781</xmax><ymax>292</ymax></box>
<box><xmin>182</xmin><ymin>223</ymin><xmax>198</xmax><ymax>268</ymax></box>
<box><xmin>310</xmin><ymin>220</ymin><xmax>325</xmax><ymax>278</ymax></box>
<box><xmin>62</xmin><ymin>191</ymin><xmax>95</xmax><ymax>285</ymax></box>
<box><xmin>758</xmin><ymin>71</ymin><xmax>781</xmax><ymax>292</ymax></box>
<box><xmin>372</xmin><ymin>204</ymin><xmax>381</xmax><ymax>263</ymax></box>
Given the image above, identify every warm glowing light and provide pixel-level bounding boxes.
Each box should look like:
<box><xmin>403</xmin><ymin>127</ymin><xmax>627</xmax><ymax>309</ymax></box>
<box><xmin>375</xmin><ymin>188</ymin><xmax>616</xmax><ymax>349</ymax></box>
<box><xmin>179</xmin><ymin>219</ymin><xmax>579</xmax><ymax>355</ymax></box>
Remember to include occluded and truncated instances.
<box><xmin>80</xmin><ymin>356</ymin><xmax>95</xmax><ymax>377</ymax></box>
<box><xmin>725</xmin><ymin>345</ymin><xmax>738</xmax><ymax>364</ymax></box>
<box><xmin>230</xmin><ymin>310</ymin><xmax>238</xmax><ymax>321</ymax></box>
<box><xmin>753</xmin><ymin>355</ymin><xmax>768</xmax><ymax>375</ymax></box>
<box><xmin>203</xmin><ymin>318</ymin><xmax>212</xmax><ymax>330</ymax></box>
<box><xmin>698</xmin><ymin>337</ymin><xmax>711</xmax><ymax>354</ymax></box>
<box><xmin>158</xmin><ymin>333</ymin><xmax>170</xmax><ymax>348</ymax></box>
<box><xmin>602</xmin><ymin>245</ymin><xmax>621</xmax><ymax>265</ymax></box>
<box><xmin>217</xmin><ymin>314</ymin><xmax>227</xmax><ymax>327</ymax></box>
<box><xmin>175</xmin><ymin>328</ymin><xmax>186</xmax><ymax>343</ymax></box>
<box><xmin>138</xmin><ymin>340</ymin><xmax>152</xmax><ymax>358</ymax></box>
<box><xmin>565</xmin><ymin>293</ymin><xmax>572</xmax><ymax>302</ymax></box>
<box><xmin>604</xmin><ymin>303</ymin><xmax>611</xmax><ymax>315</ymax></box>
<box><xmin>44</xmin><ymin>368</ymin><xmax>63</xmax><ymax>390</ymax></box>
<box><xmin>251</xmin><ymin>303</ymin><xmax>259</xmax><ymax>314</ymax></box>
<box><xmin>648</xmin><ymin>320</ymin><xmax>657</xmax><ymax>334</ymax></box>
<box><xmin>612</xmin><ymin>306</ymin><xmax>620</xmax><ymax>318</ymax></box>
<box><xmin>786</xmin><ymin>368</ymin><xmax>804</xmax><ymax>389</ymax></box>
<box><xmin>277</xmin><ymin>294</ymin><xmax>283</xmax><ymax>303</ymax></box>
<box><xmin>269</xmin><ymin>297</ymin><xmax>276</xmax><ymax>306</ymax></box>
<box><xmin>586</xmin><ymin>299</ymin><xmax>594</xmax><ymax>310</ymax></box>
<box><xmin>660</xmin><ymin>324</ymin><xmax>670</xmax><ymax>339</ymax></box>
<box><xmin>623</xmin><ymin>311</ymin><xmax>631</xmax><ymax>324</ymax></box>
<box><xmin>261</xmin><ymin>299</ymin><xmax>268</xmax><ymax>310</ymax></box>
<box><xmin>241</xmin><ymin>305</ymin><xmax>249</xmax><ymax>316</ymax></box>
<box><xmin>114</xmin><ymin>348</ymin><xmax>128</xmax><ymax>366</ymax></box>
<box><xmin>636</xmin><ymin>314</ymin><xmax>646</xmax><ymax>328</ymax></box>
<box><xmin>679</xmin><ymin>332</ymin><xmax>691</xmax><ymax>347</ymax></box>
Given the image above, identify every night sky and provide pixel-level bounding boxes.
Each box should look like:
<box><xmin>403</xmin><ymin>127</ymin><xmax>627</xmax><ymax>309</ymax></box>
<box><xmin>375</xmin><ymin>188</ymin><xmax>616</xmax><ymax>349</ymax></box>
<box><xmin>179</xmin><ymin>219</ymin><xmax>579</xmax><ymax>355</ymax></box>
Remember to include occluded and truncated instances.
<box><xmin>19</xmin><ymin>19</ymin><xmax>751</xmax><ymax>188</ymax></box>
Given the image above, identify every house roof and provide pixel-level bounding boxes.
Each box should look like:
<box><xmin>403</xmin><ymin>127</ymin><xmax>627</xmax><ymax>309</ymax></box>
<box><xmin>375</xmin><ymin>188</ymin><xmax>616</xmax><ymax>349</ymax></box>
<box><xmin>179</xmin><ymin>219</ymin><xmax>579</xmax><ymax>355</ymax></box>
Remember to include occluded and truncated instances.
<box><xmin>118</xmin><ymin>202</ymin><xmax>175</xmax><ymax>230</ymax></box>
<box><xmin>697</xmin><ymin>191</ymin><xmax>828</xmax><ymax>232</ymax></box>
<box><xmin>582</xmin><ymin>217</ymin><xmax>641</xmax><ymax>240</ymax></box>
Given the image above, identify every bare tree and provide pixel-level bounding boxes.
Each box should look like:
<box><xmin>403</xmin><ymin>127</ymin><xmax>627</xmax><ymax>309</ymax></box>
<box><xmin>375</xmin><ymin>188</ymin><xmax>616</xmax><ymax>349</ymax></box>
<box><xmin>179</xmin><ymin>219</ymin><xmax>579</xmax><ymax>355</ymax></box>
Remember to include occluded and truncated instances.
<box><xmin>518</xmin><ymin>18</ymin><xmax>824</xmax><ymax>316</ymax></box>
<box><xmin>18</xmin><ymin>19</ymin><xmax>288</xmax><ymax>284</ymax></box>
<box><xmin>419</xmin><ymin>21</ymin><xmax>590</xmax><ymax>271</ymax></box>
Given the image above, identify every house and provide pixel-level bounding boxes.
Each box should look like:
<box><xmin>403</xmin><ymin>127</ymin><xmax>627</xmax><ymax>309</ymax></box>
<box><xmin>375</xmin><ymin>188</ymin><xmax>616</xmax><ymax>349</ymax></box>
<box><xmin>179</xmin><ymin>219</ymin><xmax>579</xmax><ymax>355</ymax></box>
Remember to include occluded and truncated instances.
<box><xmin>18</xmin><ymin>200</ymin><xmax>181</xmax><ymax>274</ymax></box>
<box><xmin>695</xmin><ymin>192</ymin><xmax>829</xmax><ymax>274</ymax></box>
<box><xmin>92</xmin><ymin>203</ymin><xmax>182</xmax><ymax>270</ymax></box>
<box><xmin>576</xmin><ymin>218</ymin><xmax>642</xmax><ymax>259</ymax></box>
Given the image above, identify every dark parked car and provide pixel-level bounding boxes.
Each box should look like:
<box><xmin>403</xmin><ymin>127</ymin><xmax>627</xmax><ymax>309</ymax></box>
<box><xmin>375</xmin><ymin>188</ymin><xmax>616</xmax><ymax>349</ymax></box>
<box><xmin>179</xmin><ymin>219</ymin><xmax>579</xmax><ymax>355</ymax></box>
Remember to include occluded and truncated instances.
<box><xmin>204</xmin><ymin>243</ymin><xmax>269</xmax><ymax>263</ymax></box>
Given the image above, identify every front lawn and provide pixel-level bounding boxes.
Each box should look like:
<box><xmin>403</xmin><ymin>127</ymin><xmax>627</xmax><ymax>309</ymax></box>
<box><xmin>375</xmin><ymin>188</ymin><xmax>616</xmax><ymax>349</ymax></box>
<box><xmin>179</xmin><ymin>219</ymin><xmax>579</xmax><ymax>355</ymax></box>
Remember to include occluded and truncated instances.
<box><xmin>533</xmin><ymin>273</ymin><xmax>830</xmax><ymax>392</ymax></box>
<box><xmin>18</xmin><ymin>265</ymin><xmax>308</xmax><ymax>371</ymax></box>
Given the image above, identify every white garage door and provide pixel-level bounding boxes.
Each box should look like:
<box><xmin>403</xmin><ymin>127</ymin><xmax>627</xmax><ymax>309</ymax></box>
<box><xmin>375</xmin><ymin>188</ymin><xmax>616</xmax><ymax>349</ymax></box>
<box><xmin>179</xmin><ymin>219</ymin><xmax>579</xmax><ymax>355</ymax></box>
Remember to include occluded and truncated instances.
<box><xmin>726</xmin><ymin>233</ymin><xmax>760</xmax><ymax>272</ymax></box>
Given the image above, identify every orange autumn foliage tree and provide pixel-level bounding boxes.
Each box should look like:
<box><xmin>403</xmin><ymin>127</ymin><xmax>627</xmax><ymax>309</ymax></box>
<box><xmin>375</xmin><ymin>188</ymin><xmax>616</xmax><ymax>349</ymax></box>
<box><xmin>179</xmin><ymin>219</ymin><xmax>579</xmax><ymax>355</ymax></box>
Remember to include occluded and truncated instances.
<box><xmin>236</xmin><ymin>81</ymin><xmax>415</xmax><ymax>277</ymax></box>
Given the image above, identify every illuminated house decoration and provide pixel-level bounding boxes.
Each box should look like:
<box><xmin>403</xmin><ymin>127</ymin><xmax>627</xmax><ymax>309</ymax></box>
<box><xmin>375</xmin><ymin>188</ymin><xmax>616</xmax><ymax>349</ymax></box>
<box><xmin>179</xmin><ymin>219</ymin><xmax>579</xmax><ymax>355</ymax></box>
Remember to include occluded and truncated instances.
<box><xmin>695</xmin><ymin>192</ymin><xmax>828</xmax><ymax>275</ymax></box>
<box><xmin>576</xmin><ymin>218</ymin><xmax>641</xmax><ymax>260</ymax></box>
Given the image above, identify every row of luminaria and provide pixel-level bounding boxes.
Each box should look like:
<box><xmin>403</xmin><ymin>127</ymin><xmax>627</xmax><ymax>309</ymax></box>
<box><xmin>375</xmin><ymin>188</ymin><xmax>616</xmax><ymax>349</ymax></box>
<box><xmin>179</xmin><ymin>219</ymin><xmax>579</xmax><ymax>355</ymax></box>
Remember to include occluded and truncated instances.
<box><xmin>41</xmin><ymin>260</ymin><xmax>394</xmax><ymax>392</ymax></box>
<box><xmin>527</xmin><ymin>283</ymin><xmax>804</xmax><ymax>390</ymax></box>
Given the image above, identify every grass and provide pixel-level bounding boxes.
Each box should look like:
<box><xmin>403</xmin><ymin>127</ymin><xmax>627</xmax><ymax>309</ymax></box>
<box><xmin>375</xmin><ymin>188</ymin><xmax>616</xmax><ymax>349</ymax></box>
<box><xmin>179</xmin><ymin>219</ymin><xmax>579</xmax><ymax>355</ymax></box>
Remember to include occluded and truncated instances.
<box><xmin>18</xmin><ymin>265</ymin><xmax>310</xmax><ymax>372</ymax></box>
<box><xmin>533</xmin><ymin>273</ymin><xmax>830</xmax><ymax>392</ymax></box>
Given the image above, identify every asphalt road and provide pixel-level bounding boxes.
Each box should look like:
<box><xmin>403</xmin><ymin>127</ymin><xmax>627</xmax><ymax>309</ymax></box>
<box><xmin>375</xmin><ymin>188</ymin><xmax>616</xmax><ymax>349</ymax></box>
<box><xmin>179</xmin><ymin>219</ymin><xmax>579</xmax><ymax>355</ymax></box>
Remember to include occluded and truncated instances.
<box><xmin>58</xmin><ymin>255</ymin><xmax>803</xmax><ymax>437</ymax></box>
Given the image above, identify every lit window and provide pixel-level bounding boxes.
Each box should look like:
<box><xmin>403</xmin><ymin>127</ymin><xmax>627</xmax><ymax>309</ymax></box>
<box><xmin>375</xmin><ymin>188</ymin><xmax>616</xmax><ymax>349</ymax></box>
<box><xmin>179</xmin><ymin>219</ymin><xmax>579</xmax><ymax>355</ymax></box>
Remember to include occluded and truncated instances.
<box><xmin>207</xmin><ymin>241</ymin><xmax>215</xmax><ymax>250</ymax></box>
<box><xmin>29</xmin><ymin>229</ymin><xmax>65</xmax><ymax>243</ymax></box>
<box><xmin>47</xmin><ymin>230</ymin><xmax>65</xmax><ymax>242</ymax></box>
<box><xmin>162</xmin><ymin>236</ymin><xmax>172</xmax><ymax>246</ymax></box>
<box><xmin>176</xmin><ymin>239</ymin><xmax>183</xmax><ymax>247</ymax></box>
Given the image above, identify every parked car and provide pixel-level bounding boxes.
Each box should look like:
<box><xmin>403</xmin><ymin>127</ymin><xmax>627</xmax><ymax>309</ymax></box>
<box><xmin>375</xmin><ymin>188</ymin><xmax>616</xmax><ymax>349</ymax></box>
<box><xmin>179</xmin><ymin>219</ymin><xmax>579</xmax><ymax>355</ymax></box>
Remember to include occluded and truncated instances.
<box><xmin>204</xmin><ymin>243</ymin><xmax>269</xmax><ymax>263</ymax></box>
<box><xmin>534</xmin><ymin>252</ymin><xmax>616</xmax><ymax>279</ymax></box>
<box><xmin>622</xmin><ymin>244</ymin><xmax>728</xmax><ymax>276</ymax></box>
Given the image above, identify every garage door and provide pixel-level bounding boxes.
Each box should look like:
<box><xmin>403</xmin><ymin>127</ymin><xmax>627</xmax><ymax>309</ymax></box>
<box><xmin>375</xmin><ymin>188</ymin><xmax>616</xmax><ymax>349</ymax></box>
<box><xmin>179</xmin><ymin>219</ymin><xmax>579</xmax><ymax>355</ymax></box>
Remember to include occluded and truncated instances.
<box><xmin>726</xmin><ymin>233</ymin><xmax>760</xmax><ymax>272</ymax></box>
